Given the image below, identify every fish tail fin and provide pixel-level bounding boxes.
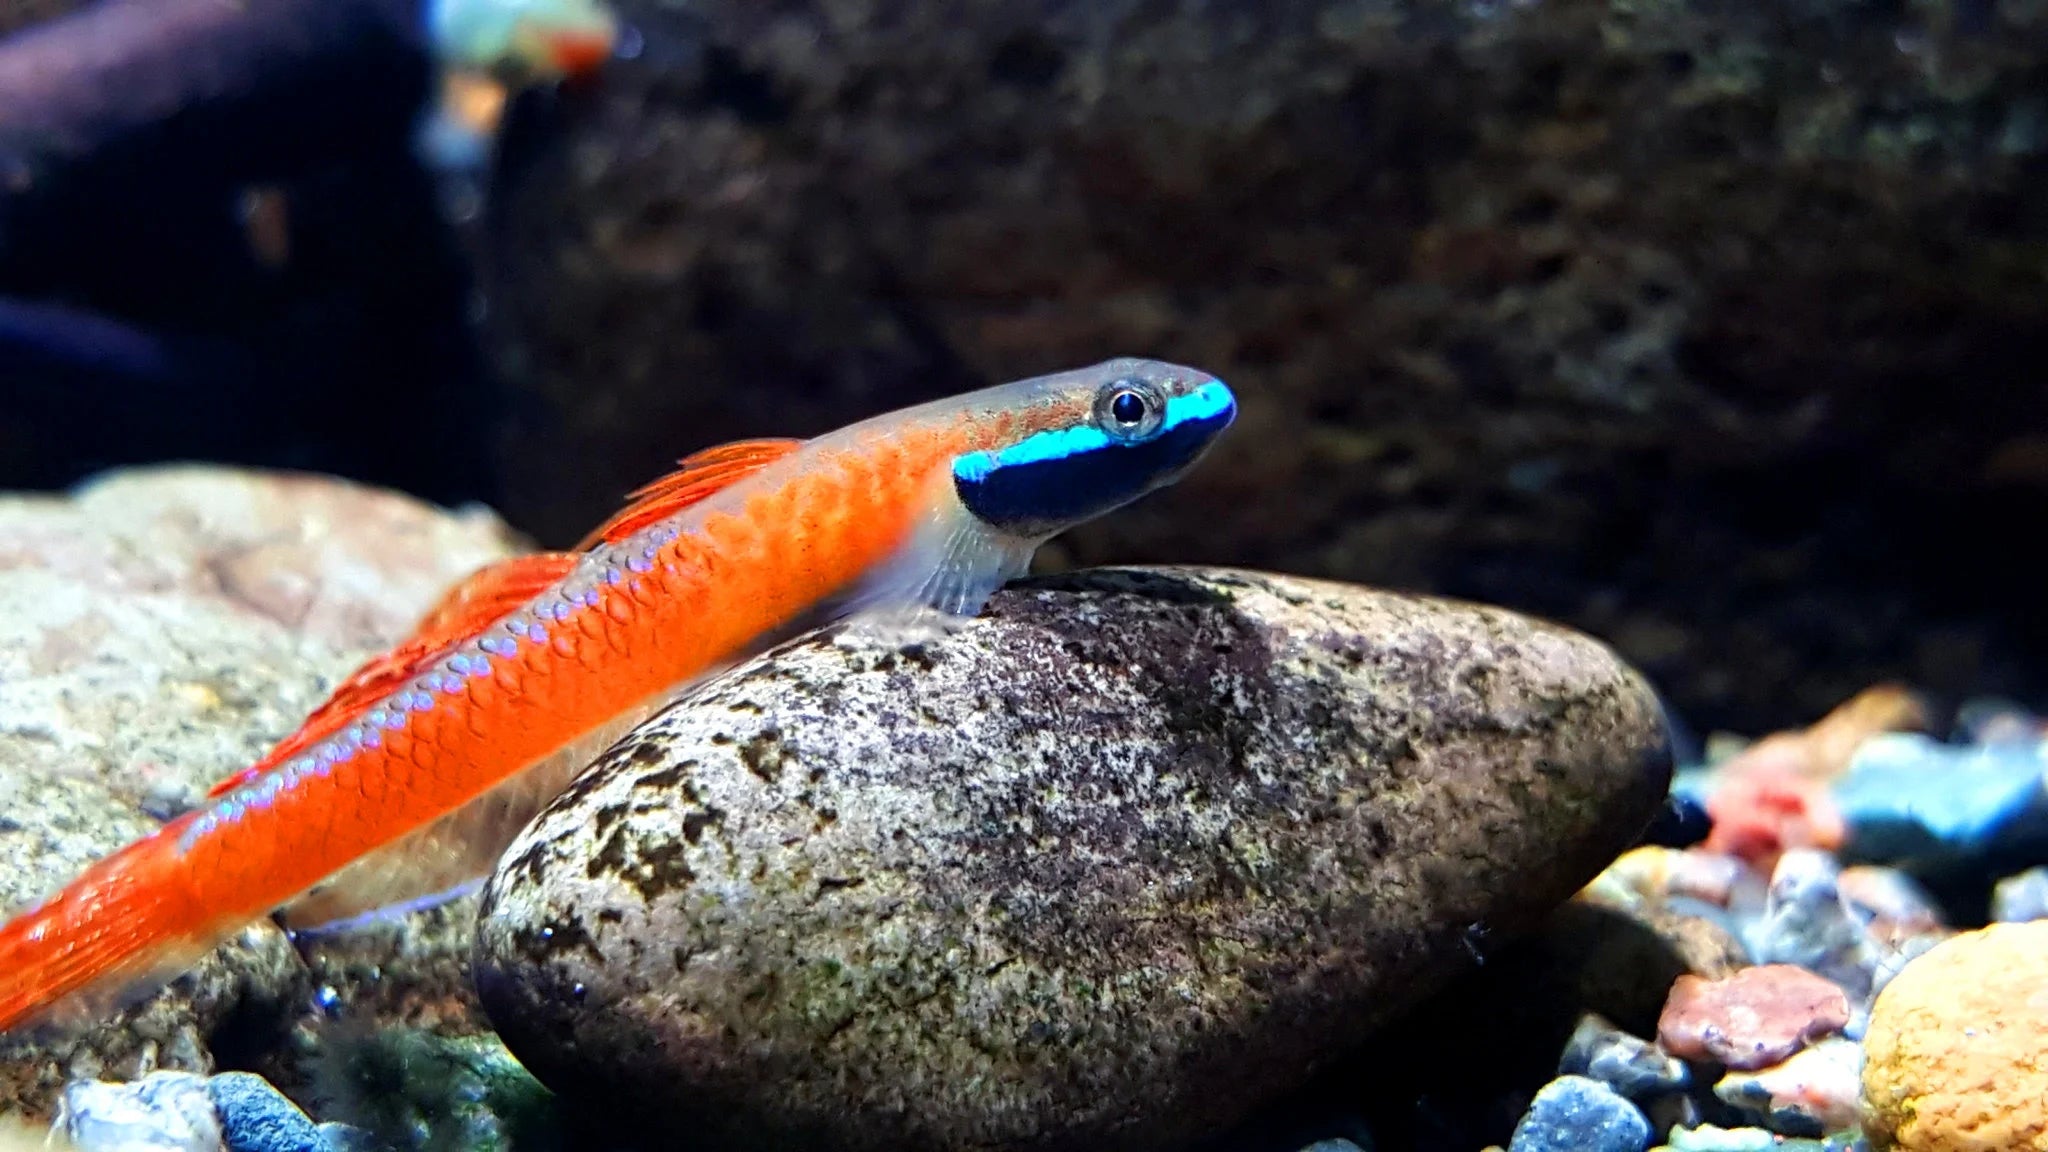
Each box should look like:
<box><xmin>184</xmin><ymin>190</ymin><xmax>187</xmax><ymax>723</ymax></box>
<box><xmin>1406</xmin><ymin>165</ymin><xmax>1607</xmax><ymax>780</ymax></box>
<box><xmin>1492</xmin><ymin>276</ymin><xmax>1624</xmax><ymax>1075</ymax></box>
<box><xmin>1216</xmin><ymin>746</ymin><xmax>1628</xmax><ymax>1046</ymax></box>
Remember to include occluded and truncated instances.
<box><xmin>0</xmin><ymin>830</ymin><xmax>203</xmax><ymax>1032</ymax></box>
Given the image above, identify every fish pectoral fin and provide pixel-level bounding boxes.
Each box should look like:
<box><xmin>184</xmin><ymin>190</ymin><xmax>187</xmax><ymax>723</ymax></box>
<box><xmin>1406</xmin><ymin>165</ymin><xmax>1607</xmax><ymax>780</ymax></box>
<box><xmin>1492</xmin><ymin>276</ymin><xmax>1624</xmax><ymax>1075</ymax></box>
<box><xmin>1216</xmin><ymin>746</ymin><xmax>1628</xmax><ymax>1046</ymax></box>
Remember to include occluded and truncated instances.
<box><xmin>575</xmin><ymin>438</ymin><xmax>805</xmax><ymax>550</ymax></box>
<box><xmin>208</xmin><ymin>552</ymin><xmax>580</xmax><ymax>803</ymax></box>
<box><xmin>840</xmin><ymin>495</ymin><xmax>1039</xmax><ymax>623</ymax></box>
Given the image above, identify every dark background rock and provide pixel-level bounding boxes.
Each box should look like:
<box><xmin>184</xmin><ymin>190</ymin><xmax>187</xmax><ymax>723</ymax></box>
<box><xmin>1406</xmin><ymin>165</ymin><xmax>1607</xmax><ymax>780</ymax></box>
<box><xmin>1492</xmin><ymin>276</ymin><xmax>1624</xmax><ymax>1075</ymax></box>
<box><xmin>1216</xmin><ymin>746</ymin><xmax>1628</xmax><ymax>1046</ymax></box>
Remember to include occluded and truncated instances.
<box><xmin>1</xmin><ymin>0</ymin><xmax>2045</xmax><ymax>733</ymax></box>
<box><xmin>477</xmin><ymin>0</ymin><xmax>2048</xmax><ymax>734</ymax></box>
<box><xmin>0</xmin><ymin>0</ymin><xmax>72</xmax><ymax>36</ymax></box>
<box><xmin>0</xmin><ymin>0</ymin><xmax>496</xmax><ymax>508</ymax></box>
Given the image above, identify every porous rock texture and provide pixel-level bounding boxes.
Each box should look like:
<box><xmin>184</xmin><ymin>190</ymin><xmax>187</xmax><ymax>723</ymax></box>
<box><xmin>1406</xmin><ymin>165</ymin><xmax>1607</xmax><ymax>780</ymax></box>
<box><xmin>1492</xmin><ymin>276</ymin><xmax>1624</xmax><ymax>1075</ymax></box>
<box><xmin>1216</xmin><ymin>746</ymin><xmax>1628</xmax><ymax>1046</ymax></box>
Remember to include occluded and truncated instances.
<box><xmin>1861</xmin><ymin>920</ymin><xmax>2048</xmax><ymax>1152</ymax></box>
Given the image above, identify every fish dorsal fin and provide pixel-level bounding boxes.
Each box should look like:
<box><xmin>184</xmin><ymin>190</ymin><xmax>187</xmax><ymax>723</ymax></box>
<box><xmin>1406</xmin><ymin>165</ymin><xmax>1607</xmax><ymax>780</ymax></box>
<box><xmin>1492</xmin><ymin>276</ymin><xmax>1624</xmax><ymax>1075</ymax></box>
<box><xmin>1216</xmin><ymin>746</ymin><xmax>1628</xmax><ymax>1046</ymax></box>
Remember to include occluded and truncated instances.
<box><xmin>208</xmin><ymin>438</ymin><xmax>800</xmax><ymax>804</ymax></box>
<box><xmin>207</xmin><ymin>552</ymin><xmax>580</xmax><ymax>801</ymax></box>
<box><xmin>574</xmin><ymin>438</ymin><xmax>804</xmax><ymax>550</ymax></box>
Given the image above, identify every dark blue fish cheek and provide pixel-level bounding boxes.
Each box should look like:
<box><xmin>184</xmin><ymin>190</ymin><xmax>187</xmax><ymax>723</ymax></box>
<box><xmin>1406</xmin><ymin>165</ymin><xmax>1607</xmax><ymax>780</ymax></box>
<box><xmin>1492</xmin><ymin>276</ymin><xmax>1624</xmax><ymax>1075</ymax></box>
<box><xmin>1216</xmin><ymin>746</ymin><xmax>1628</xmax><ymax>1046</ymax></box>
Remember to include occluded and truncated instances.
<box><xmin>953</xmin><ymin>416</ymin><xmax>1225</xmax><ymax>536</ymax></box>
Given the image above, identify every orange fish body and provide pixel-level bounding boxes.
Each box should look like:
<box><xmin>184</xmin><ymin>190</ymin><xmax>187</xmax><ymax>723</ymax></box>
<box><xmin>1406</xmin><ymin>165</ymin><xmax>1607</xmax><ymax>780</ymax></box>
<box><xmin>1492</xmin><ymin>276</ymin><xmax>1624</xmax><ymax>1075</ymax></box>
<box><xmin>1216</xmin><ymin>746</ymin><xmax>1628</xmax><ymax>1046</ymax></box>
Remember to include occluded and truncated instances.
<box><xmin>0</xmin><ymin>359</ymin><xmax>1236</xmax><ymax>1030</ymax></box>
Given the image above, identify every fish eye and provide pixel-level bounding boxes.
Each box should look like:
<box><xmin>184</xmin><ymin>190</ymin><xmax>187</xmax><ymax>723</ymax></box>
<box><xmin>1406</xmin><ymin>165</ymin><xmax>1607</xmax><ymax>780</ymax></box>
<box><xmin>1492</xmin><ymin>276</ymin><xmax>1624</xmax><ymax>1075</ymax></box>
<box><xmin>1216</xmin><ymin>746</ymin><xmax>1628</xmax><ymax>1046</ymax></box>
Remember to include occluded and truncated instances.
<box><xmin>1095</xmin><ymin>378</ymin><xmax>1166</xmax><ymax>441</ymax></box>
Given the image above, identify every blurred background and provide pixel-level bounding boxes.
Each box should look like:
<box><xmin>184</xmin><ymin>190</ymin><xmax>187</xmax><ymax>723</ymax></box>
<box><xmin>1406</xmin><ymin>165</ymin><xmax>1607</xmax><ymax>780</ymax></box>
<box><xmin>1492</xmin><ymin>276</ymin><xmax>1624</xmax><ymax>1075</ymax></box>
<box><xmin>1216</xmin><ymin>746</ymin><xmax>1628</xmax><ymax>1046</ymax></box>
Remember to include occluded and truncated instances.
<box><xmin>3</xmin><ymin>0</ymin><xmax>2046</xmax><ymax>737</ymax></box>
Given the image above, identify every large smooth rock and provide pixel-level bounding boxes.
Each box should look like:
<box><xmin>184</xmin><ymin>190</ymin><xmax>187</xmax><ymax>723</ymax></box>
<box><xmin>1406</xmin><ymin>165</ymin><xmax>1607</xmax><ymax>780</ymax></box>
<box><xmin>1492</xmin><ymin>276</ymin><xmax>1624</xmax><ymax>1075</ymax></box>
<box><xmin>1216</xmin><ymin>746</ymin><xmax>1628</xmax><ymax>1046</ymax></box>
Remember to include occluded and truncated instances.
<box><xmin>474</xmin><ymin>567</ymin><xmax>1673</xmax><ymax>1152</ymax></box>
<box><xmin>0</xmin><ymin>466</ymin><xmax>520</xmax><ymax>1120</ymax></box>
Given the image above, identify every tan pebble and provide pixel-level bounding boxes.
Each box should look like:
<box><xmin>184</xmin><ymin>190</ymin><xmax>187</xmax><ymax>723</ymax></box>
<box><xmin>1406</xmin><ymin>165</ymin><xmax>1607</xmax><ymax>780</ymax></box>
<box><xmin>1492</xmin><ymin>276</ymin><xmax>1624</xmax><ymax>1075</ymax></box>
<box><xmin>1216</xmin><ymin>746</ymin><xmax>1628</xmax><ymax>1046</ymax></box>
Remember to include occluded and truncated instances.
<box><xmin>167</xmin><ymin>681</ymin><xmax>223</xmax><ymax>712</ymax></box>
<box><xmin>1716</xmin><ymin>1035</ymin><xmax>1862</xmax><ymax>1133</ymax></box>
<box><xmin>1719</xmin><ymin>683</ymin><xmax>1926</xmax><ymax>782</ymax></box>
<box><xmin>1861</xmin><ymin>920</ymin><xmax>2048</xmax><ymax>1151</ymax></box>
<box><xmin>1582</xmin><ymin>847</ymin><xmax>1745</xmax><ymax>911</ymax></box>
<box><xmin>1840</xmin><ymin>866</ymin><xmax>1946</xmax><ymax>940</ymax></box>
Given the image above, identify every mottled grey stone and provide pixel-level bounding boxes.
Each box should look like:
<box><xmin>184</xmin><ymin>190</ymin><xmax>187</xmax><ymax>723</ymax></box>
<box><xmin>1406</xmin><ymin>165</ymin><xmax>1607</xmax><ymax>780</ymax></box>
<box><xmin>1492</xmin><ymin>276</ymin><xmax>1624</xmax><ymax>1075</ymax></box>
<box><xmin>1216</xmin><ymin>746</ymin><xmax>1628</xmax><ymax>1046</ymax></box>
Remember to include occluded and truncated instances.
<box><xmin>0</xmin><ymin>466</ymin><xmax>523</xmax><ymax>1120</ymax></box>
<box><xmin>0</xmin><ymin>466</ymin><xmax>519</xmax><ymax>806</ymax></box>
<box><xmin>475</xmin><ymin>567</ymin><xmax>1672</xmax><ymax>1152</ymax></box>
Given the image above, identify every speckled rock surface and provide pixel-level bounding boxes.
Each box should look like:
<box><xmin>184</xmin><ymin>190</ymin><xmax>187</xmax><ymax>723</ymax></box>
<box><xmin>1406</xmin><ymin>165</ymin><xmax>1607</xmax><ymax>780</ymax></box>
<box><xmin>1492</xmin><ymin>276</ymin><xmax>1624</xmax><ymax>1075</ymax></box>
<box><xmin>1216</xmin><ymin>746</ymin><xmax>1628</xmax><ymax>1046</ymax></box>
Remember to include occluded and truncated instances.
<box><xmin>0</xmin><ymin>466</ymin><xmax>519</xmax><ymax>806</ymax></box>
<box><xmin>1861</xmin><ymin>920</ymin><xmax>2048</xmax><ymax>1152</ymax></box>
<box><xmin>0</xmin><ymin>769</ymin><xmax>296</xmax><ymax>1125</ymax></box>
<box><xmin>474</xmin><ymin>566</ymin><xmax>1673</xmax><ymax>1152</ymax></box>
<box><xmin>0</xmin><ymin>466</ymin><xmax>522</xmax><ymax>1120</ymax></box>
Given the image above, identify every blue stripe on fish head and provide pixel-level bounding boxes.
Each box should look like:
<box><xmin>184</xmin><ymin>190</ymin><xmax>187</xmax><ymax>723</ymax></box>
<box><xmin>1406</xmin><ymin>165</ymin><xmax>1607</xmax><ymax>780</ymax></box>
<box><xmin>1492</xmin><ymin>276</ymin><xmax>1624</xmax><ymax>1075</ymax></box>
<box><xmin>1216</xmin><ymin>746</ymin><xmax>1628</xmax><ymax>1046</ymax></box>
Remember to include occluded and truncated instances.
<box><xmin>953</xmin><ymin>374</ymin><xmax>1236</xmax><ymax>537</ymax></box>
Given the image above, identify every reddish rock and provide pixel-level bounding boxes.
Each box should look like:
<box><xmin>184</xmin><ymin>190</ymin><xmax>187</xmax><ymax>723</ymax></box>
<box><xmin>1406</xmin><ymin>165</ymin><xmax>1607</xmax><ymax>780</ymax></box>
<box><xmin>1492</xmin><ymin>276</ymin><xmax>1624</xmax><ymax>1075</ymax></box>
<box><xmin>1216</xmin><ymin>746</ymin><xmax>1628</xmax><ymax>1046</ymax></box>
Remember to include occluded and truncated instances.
<box><xmin>1703</xmin><ymin>770</ymin><xmax>1844</xmax><ymax>875</ymax></box>
<box><xmin>1657</xmin><ymin>964</ymin><xmax>1850</xmax><ymax>1071</ymax></box>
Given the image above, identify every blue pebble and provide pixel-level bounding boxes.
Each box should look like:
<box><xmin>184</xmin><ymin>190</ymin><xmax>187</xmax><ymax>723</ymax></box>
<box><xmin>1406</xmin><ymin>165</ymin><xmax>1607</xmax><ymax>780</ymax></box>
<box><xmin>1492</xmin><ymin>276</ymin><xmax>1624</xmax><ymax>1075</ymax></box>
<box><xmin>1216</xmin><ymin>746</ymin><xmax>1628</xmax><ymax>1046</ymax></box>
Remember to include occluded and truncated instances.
<box><xmin>206</xmin><ymin>1072</ymin><xmax>324</xmax><ymax>1152</ymax></box>
<box><xmin>1994</xmin><ymin>866</ymin><xmax>2048</xmax><ymax>922</ymax></box>
<box><xmin>316</xmin><ymin>1122</ymin><xmax>388</xmax><ymax>1152</ymax></box>
<box><xmin>1638</xmin><ymin>790</ymin><xmax>1712</xmax><ymax>848</ymax></box>
<box><xmin>1832</xmin><ymin>733</ymin><xmax>2048</xmax><ymax>864</ymax></box>
<box><xmin>1509</xmin><ymin>1075</ymin><xmax>1650</xmax><ymax>1152</ymax></box>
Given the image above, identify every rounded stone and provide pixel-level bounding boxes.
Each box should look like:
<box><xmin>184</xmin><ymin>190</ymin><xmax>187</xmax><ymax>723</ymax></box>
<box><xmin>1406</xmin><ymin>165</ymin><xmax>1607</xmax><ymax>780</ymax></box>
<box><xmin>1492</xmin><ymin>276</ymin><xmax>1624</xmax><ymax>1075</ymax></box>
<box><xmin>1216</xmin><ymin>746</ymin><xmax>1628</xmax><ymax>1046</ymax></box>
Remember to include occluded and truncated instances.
<box><xmin>1507</xmin><ymin>1075</ymin><xmax>1651</xmax><ymax>1152</ymax></box>
<box><xmin>1861</xmin><ymin>920</ymin><xmax>2048</xmax><ymax>1152</ymax></box>
<box><xmin>474</xmin><ymin>567</ymin><xmax>1672</xmax><ymax>1152</ymax></box>
<box><xmin>1657</xmin><ymin>965</ymin><xmax>1851</xmax><ymax>1072</ymax></box>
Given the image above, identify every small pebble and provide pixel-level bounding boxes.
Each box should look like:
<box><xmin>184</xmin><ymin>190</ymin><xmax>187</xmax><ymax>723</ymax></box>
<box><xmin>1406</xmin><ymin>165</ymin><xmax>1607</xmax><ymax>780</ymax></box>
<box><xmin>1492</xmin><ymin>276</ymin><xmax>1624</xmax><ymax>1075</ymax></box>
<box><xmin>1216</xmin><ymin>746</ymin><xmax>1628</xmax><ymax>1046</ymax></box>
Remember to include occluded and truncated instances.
<box><xmin>1746</xmin><ymin>850</ymin><xmax>1879</xmax><ymax>1008</ymax></box>
<box><xmin>1587</xmin><ymin>848</ymin><xmax>1747</xmax><ymax>911</ymax></box>
<box><xmin>1712</xmin><ymin>1036</ymin><xmax>1862</xmax><ymax>1136</ymax></box>
<box><xmin>1991</xmin><ymin>866</ymin><xmax>2048</xmax><ymax>923</ymax></box>
<box><xmin>1836</xmin><ymin>866</ymin><xmax>1944</xmax><ymax>941</ymax></box>
<box><xmin>1644</xmin><ymin>1094</ymin><xmax>1702</xmax><ymax>1139</ymax></box>
<box><xmin>1662</xmin><ymin>1125</ymin><xmax>1780</xmax><ymax>1152</ymax></box>
<box><xmin>1661</xmin><ymin>1126</ymin><xmax>1867</xmax><ymax>1151</ymax></box>
<box><xmin>1641</xmin><ymin>792</ymin><xmax>1713</xmax><ymax>849</ymax></box>
<box><xmin>1953</xmin><ymin>696</ymin><xmax>2042</xmax><ymax>745</ymax></box>
<box><xmin>306</xmin><ymin>1028</ymin><xmax>557</xmax><ymax>1152</ymax></box>
<box><xmin>1508</xmin><ymin>1075</ymin><xmax>1650</xmax><ymax>1152</ymax></box>
<box><xmin>1657</xmin><ymin>964</ymin><xmax>1850</xmax><ymax>1070</ymax></box>
<box><xmin>54</xmin><ymin>1070</ymin><xmax>223</xmax><ymax>1152</ymax></box>
<box><xmin>1866</xmin><ymin>931</ymin><xmax>1947</xmax><ymax>1006</ymax></box>
<box><xmin>1703</xmin><ymin>770</ymin><xmax>1843</xmax><ymax>874</ymax></box>
<box><xmin>1713</xmin><ymin>685</ymin><xmax>1924</xmax><ymax>782</ymax></box>
<box><xmin>1648</xmin><ymin>898</ymin><xmax>1755</xmax><ymax>978</ymax></box>
<box><xmin>206</xmin><ymin>1073</ymin><xmax>323</xmax><ymax>1152</ymax></box>
<box><xmin>315</xmin><ymin>1123</ymin><xmax>385</xmax><ymax>1152</ymax></box>
<box><xmin>1559</xmin><ymin>1014</ymin><xmax>1688</xmax><ymax>1101</ymax></box>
